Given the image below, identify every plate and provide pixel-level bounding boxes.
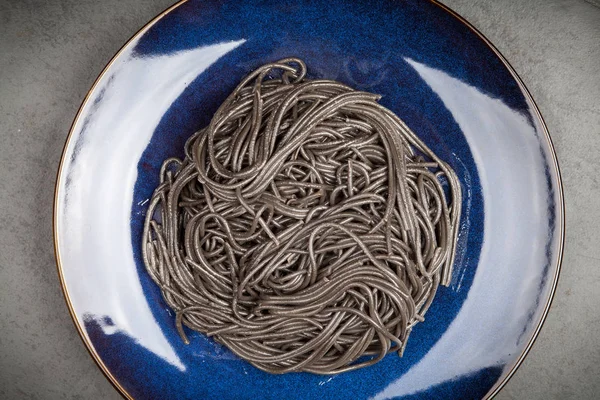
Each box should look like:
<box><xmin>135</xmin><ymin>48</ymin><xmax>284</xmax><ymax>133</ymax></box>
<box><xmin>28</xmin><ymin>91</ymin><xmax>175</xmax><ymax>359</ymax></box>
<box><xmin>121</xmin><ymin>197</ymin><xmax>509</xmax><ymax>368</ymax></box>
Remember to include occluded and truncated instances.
<box><xmin>54</xmin><ymin>0</ymin><xmax>564</xmax><ymax>399</ymax></box>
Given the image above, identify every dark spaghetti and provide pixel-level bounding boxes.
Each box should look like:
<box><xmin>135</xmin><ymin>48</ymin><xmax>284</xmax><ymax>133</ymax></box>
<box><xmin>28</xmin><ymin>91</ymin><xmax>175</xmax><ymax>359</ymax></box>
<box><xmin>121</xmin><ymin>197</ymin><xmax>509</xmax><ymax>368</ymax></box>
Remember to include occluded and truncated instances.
<box><xmin>142</xmin><ymin>58</ymin><xmax>461</xmax><ymax>374</ymax></box>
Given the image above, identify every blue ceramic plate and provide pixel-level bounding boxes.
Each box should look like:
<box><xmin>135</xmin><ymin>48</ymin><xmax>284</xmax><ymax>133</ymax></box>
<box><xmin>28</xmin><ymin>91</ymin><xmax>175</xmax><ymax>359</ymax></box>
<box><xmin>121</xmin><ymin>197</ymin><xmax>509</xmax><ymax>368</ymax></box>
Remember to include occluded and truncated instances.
<box><xmin>54</xmin><ymin>1</ymin><xmax>564</xmax><ymax>399</ymax></box>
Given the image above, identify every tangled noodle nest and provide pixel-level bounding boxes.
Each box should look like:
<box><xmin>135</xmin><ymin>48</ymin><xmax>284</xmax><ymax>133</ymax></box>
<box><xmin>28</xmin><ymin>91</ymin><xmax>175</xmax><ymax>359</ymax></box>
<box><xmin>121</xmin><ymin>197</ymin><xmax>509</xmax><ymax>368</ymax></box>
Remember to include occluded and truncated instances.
<box><xmin>142</xmin><ymin>58</ymin><xmax>461</xmax><ymax>374</ymax></box>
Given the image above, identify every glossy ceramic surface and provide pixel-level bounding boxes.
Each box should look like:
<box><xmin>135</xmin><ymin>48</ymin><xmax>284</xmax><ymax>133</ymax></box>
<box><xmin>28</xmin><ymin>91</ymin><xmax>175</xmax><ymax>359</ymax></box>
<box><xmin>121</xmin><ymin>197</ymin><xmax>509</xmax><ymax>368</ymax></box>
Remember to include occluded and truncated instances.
<box><xmin>54</xmin><ymin>0</ymin><xmax>563</xmax><ymax>399</ymax></box>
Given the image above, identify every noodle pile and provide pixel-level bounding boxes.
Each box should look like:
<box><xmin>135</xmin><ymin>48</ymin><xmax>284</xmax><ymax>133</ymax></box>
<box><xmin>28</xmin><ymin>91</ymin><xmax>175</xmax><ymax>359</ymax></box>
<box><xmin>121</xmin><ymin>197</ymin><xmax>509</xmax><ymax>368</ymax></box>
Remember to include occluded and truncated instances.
<box><xmin>142</xmin><ymin>58</ymin><xmax>461</xmax><ymax>374</ymax></box>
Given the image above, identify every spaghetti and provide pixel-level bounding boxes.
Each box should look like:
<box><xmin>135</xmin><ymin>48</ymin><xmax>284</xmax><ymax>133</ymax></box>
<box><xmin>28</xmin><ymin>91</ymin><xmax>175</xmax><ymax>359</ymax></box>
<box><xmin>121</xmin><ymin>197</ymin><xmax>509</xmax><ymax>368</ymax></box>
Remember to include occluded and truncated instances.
<box><xmin>142</xmin><ymin>58</ymin><xmax>461</xmax><ymax>374</ymax></box>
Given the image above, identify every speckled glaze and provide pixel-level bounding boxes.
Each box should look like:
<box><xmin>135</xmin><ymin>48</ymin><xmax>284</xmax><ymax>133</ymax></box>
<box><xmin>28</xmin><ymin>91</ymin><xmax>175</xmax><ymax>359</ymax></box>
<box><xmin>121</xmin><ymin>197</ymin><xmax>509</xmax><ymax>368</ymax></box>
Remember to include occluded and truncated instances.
<box><xmin>54</xmin><ymin>0</ymin><xmax>563</xmax><ymax>399</ymax></box>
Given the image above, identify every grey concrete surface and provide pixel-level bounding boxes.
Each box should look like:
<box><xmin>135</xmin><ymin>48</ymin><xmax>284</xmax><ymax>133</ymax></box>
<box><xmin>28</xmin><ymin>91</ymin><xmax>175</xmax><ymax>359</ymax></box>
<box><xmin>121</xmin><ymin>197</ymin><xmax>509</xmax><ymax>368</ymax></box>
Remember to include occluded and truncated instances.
<box><xmin>0</xmin><ymin>0</ymin><xmax>598</xmax><ymax>398</ymax></box>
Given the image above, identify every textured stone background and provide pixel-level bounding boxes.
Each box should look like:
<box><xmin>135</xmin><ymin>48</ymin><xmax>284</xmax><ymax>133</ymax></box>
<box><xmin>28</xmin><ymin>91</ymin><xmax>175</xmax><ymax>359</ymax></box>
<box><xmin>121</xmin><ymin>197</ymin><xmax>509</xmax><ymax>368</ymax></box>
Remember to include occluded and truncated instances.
<box><xmin>0</xmin><ymin>0</ymin><xmax>598</xmax><ymax>398</ymax></box>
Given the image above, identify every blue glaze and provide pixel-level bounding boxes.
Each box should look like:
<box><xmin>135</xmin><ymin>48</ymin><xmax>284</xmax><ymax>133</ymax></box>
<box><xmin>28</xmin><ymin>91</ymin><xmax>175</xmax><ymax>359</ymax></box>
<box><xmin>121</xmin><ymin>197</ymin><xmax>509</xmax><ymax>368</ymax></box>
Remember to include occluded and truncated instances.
<box><xmin>54</xmin><ymin>0</ymin><xmax>563</xmax><ymax>399</ymax></box>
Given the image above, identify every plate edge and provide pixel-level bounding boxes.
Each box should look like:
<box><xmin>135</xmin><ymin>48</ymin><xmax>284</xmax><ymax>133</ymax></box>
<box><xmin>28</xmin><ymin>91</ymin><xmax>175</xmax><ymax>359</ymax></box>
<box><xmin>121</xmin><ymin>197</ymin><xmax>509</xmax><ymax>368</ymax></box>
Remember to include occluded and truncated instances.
<box><xmin>429</xmin><ymin>1</ymin><xmax>565</xmax><ymax>399</ymax></box>
<box><xmin>52</xmin><ymin>1</ymin><xmax>192</xmax><ymax>399</ymax></box>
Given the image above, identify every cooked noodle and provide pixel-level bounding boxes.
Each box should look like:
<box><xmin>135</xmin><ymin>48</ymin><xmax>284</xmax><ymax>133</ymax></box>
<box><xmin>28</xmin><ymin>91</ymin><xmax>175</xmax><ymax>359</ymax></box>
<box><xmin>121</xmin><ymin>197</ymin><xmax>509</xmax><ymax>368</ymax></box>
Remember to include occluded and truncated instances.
<box><xmin>142</xmin><ymin>58</ymin><xmax>461</xmax><ymax>374</ymax></box>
